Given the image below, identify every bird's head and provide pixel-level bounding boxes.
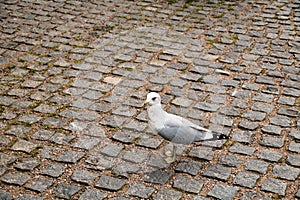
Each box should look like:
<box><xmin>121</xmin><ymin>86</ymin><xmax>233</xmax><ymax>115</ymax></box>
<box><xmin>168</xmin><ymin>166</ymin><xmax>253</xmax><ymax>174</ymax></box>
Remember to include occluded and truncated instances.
<box><xmin>145</xmin><ymin>92</ymin><xmax>161</xmax><ymax>106</ymax></box>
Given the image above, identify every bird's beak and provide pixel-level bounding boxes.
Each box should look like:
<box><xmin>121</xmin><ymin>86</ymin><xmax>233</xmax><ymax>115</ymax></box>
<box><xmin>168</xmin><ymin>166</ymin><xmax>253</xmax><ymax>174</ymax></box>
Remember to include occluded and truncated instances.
<box><xmin>143</xmin><ymin>99</ymin><xmax>150</xmax><ymax>107</ymax></box>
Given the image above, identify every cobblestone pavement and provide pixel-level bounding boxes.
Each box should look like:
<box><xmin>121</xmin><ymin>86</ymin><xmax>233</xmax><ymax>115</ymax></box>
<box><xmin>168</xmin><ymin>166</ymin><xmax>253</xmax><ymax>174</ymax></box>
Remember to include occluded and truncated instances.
<box><xmin>0</xmin><ymin>0</ymin><xmax>300</xmax><ymax>199</ymax></box>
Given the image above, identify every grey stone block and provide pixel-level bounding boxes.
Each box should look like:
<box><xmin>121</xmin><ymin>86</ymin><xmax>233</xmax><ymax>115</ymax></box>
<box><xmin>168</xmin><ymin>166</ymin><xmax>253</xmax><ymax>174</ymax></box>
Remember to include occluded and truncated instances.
<box><xmin>173</xmin><ymin>175</ymin><xmax>203</xmax><ymax>194</ymax></box>
<box><xmin>233</xmin><ymin>171</ymin><xmax>260</xmax><ymax>188</ymax></box>
<box><xmin>122</xmin><ymin>149</ymin><xmax>149</xmax><ymax>163</ymax></box>
<box><xmin>218</xmin><ymin>154</ymin><xmax>242</xmax><ymax>167</ymax></box>
<box><xmin>208</xmin><ymin>184</ymin><xmax>239</xmax><ymax>200</ymax></box>
<box><xmin>188</xmin><ymin>146</ymin><xmax>214</xmax><ymax>161</ymax></box>
<box><xmin>175</xmin><ymin>160</ymin><xmax>202</xmax><ymax>176</ymax></box>
<box><xmin>95</xmin><ymin>175</ymin><xmax>125</xmax><ymax>191</ymax></box>
<box><xmin>260</xmin><ymin>136</ymin><xmax>284</xmax><ymax>148</ymax></box>
<box><xmin>71</xmin><ymin>169</ymin><xmax>98</xmax><ymax>185</ymax></box>
<box><xmin>246</xmin><ymin>158</ymin><xmax>269</xmax><ymax>174</ymax></box>
<box><xmin>261</xmin><ymin>178</ymin><xmax>286</xmax><ymax>196</ymax></box>
<box><xmin>25</xmin><ymin>177</ymin><xmax>53</xmax><ymax>193</ymax></box>
<box><xmin>258</xmin><ymin>149</ymin><xmax>283</xmax><ymax>162</ymax></box>
<box><xmin>0</xmin><ymin>173</ymin><xmax>30</xmax><ymax>186</ymax></box>
<box><xmin>202</xmin><ymin>164</ymin><xmax>231</xmax><ymax>181</ymax></box>
<box><xmin>55</xmin><ymin>183</ymin><xmax>82</xmax><ymax>199</ymax></box>
<box><xmin>155</xmin><ymin>188</ymin><xmax>182</xmax><ymax>200</ymax></box>
<box><xmin>229</xmin><ymin>143</ymin><xmax>256</xmax><ymax>156</ymax></box>
<box><xmin>78</xmin><ymin>189</ymin><xmax>107</xmax><ymax>200</ymax></box>
<box><xmin>144</xmin><ymin>170</ymin><xmax>173</xmax><ymax>185</ymax></box>
<box><xmin>272</xmin><ymin>165</ymin><xmax>300</xmax><ymax>181</ymax></box>
<box><xmin>126</xmin><ymin>183</ymin><xmax>155</xmax><ymax>198</ymax></box>
<box><xmin>40</xmin><ymin>164</ymin><xmax>66</xmax><ymax>178</ymax></box>
<box><xmin>56</xmin><ymin>150</ymin><xmax>85</xmax><ymax>164</ymax></box>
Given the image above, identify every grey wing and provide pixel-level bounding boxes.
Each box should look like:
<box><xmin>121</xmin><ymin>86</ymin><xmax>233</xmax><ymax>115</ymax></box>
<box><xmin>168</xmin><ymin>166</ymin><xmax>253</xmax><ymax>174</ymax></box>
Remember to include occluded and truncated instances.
<box><xmin>157</xmin><ymin>114</ymin><xmax>214</xmax><ymax>144</ymax></box>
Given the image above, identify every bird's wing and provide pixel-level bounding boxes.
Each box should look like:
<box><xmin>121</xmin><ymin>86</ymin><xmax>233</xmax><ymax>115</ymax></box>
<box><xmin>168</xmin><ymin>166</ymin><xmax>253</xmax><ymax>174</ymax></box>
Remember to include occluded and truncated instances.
<box><xmin>157</xmin><ymin>113</ymin><xmax>214</xmax><ymax>143</ymax></box>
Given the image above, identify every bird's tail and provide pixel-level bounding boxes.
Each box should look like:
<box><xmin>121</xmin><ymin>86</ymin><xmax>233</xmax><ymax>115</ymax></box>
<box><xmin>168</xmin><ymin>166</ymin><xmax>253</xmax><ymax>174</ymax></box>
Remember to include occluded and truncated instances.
<box><xmin>195</xmin><ymin>130</ymin><xmax>229</xmax><ymax>142</ymax></box>
<box><xmin>204</xmin><ymin>132</ymin><xmax>229</xmax><ymax>141</ymax></box>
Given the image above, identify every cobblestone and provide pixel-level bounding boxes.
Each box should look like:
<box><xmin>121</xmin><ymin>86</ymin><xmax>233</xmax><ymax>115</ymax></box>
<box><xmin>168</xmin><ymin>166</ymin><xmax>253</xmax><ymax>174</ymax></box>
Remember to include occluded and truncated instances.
<box><xmin>40</xmin><ymin>164</ymin><xmax>66</xmax><ymax>178</ymax></box>
<box><xmin>55</xmin><ymin>183</ymin><xmax>82</xmax><ymax>199</ymax></box>
<box><xmin>95</xmin><ymin>175</ymin><xmax>125</xmax><ymax>191</ymax></box>
<box><xmin>260</xmin><ymin>136</ymin><xmax>285</xmax><ymax>148</ymax></box>
<box><xmin>233</xmin><ymin>171</ymin><xmax>260</xmax><ymax>188</ymax></box>
<box><xmin>144</xmin><ymin>170</ymin><xmax>173</xmax><ymax>185</ymax></box>
<box><xmin>218</xmin><ymin>154</ymin><xmax>242</xmax><ymax>167</ymax></box>
<box><xmin>261</xmin><ymin>178</ymin><xmax>287</xmax><ymax>196</ymax></box>
<box><xmin>155</xmin><ymin>188</ymin><xmax>182</xmax><ymax>200</ymax></box>
<box><xmin>175</xmin><ymin>160</ymin><xmax>202</xmax><ymax>176</ymax></box>
<box><xmin>208</xmin><ymin>184</ymin><xmax>239</xmax><ymax>200</ymax></box>
<box><xmin>0</xmin><ymin>152</ymin><xmax>14</xmax><ymax>166</ymax></box>
<box><xmin>258</xmin><ymin>149</ymin><xmax>283</xmax><ymax>162</ymax></box>
<box><xmin>126</xmin><ymin>183</ymin><xmax>154</xmax><ymax>198</ymax></box>
<box><xmin>229</xmin><ymin>143</ymin><xmax>256</xmax><ymax>156</ymax></box>
<box><xmin>0</xmin><ymin>173</ymin><xmax>30</xmax><ymax>186</ymax></box>
<box><xmin>173</xmin><ymin>175</ymin><xmax>203</xmax><ymax>194</ymax></box>
<box><xmin>71</xmin><ymin>169</ymin><xmax>98</xmax><ymax>185</ymax></box>
<box><xmin>1</xmin><ymin>0</ymin><xmax>300</xmax><ymax>199</ymax></box>
<box><xmin>78</xmin><ymin>189</ymin><xmax>107</xmax><ymax>200</ymax></box>
<box><xmin>272</xmin><ymin>165</ymin><xmax>300</xmax><ymax>181</ymax></box>
<box><xmin>245</xmin><ymin>159</ymin><xmax>269</xmax><ymax>174</ymax></box>
<box><xmin>202</xmin><ymin>164</ymin><xmax>231</xmax><ymax>181</ymax></box>
<box><xmin>25</xmin><ymin>177</ymin><xmax>53</xmax><ymax>193</ymax></box>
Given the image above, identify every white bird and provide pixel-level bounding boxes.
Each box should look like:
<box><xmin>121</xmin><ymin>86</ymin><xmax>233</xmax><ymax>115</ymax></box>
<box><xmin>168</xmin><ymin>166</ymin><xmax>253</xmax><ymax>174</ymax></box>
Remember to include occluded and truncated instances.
<box><xmin>145</xmin><ymin>92</ymin><xmax>228</xmax><ymax>163</ymax></box>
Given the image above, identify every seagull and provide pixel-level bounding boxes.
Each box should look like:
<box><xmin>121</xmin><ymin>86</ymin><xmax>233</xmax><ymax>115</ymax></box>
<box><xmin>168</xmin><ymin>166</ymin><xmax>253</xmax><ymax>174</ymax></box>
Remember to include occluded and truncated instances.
<box><xmin>145</xmin><ymin>92</ymin><xmax>228</xmax><ymax>163</ymax></box>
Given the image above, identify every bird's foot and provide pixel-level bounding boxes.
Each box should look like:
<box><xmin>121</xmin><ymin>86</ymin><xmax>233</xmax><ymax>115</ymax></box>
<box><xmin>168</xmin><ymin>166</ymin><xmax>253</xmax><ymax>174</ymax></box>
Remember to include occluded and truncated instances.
<box><xmin>165</xmin><ymin>150</ymin><xmax>173</xmax><ymax>157</ymax></box>
<box><xmin>164</xmin><ymin>156</ymin><xmax>176</xmax><ymax>164</ymax></box>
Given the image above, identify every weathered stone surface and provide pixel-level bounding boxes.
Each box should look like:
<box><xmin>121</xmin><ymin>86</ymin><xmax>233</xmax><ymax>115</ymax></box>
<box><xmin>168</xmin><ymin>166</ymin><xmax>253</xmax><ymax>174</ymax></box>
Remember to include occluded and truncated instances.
<box><xmin>188</xmin><ymin>147</ymin><xmax>214</xmax><ymax>161</ymax></box>
<box><xmin>261</xmin><ymin>178</ymin><xmax>287</xmax><ymax>196</ymax></box>
<box><xmin>258</xmin><ymin>149</ymin><xmax>282</xmax><ymax>162</ymax></box>
<box><xmin>202</xmin><ymin>165</ymin><xmax>231</xmax><ymax>181</ymax></box>
<box><xmin>241</xmin><ymin>192</ymin><xmax>272</xmax><ymax>200</ymax></box>
<box><xmin>15</xmin><ymin>158</ymin><xmax>40</xmax><ymax>171</ymax></box>
<box><xmin>155</xmin><ymin>188</ymin><xmax>182</xmax><ymax>200</ymax></box>
<box><xmin>95</xmin><ymin>175</ymin><xmax>125</xmax><ymax>191</ymax></box>
<box><xmin>208</xmin><ymin>184</ymin><xmax>239</xmax><ymax>200</ymax></box>
<box><xmin>245</xmin><ymin>159</ymin><xmax>269</xmax><ymax>174</ymax></box>
<box><xmin>71</xmin><ymin>169</ymin><xmax>98</xmax><ymax>185</ymax></box>
<box><xmin>0</xmin><ymin>173</ymin><xmax>30</xmax><ymax>186</ymax></box>
<box><xmin>122</xmin><ymin>149</ymin><xmax>149</xmax><ymax>163</ymax></box>
<box><xmin>40</xmin><ymin>164</ymin><xmax>66</xmax><ymax>178</ymax></box>
<box><xmin>112</xmin><ymin>161</ymin><xmax>140</xmax><ymax>178</ymax></box>
<box><xmin>55</xmin><ymin>183</ymin><xmax>82</xmax><ymax>199</ymax></box>
<box><xmin>272</xmin><ymin>165</ymin><xmax>300</xmax><ymax>181</ymax></box>
<box><xmin>229</xmin><ymin>143</ymin><xmax>256</xmax><ymax>156</ymax></box>
<box><xmin>175</xmin><ymin>160</ymin><xmax>202</xmax><ymax>176</ymax></box>
<box><xmin>232</xmin><ymin>130</ymin><xmax>253</xmax><ymax>144</ymax></box>
<box><xmin>233</xmin><ymin>171</ymin><xmax>260</xmax><ymax>188</ymax></box>
<box><xmin>25</xmin><ymin>177</ymin><xmax>53</xmax><ymax>193</ymax></box>
<box><xmin>56</xmin><ymin>150</ymin><xmax>85</xmax><ymax>164</ymax></box>
<box><xmin>286</xmin><ymin>154</ymin><xmax>300</xmax><ymax>167</ymax></box>
<box><xmin>218</xmin><ymin>154</ymin><xmax>242</xmax><ymax>167</ymax></box>
<box><xmin>72</xmin><ymin>137</ymin><xmax>101</xmax><ymax>150</ymax></box>
<box><xmin>11</xmin><ymin>139</ymin><xmax>38</xmax><ymax>153</ymax></box>
<box><xmin>101</xmin><ymin>143</ymin><xmax>124</xmax><ymax>157</ymax></box>
<box><xmin>126</xmin><ymin>183</ymin><xmax>154</xmax><ymax>198</ymax></box>
<box><xmin>0</xmin><ymin>153</ymin><xmax>18</xmax><ymax>166</ymax></box>
<box><xmin>173</xmin><ymin>175</ymin><xmax>203</xmax><ymax>194</ymax></box>
<box><xmin>259</xmin><ymin>136</ymin><xmax>284</xmax><ymax>148</ymax></box>
<box><xmin>261</xmin><ymin>125</ymin><xmax>282</xmax><ymax>135</ymax></box>
<box><xmin>144</xmin><ymin>170</ymin><xmax>173</xmax><ymax>185</ymax></box>
<box><xmin>0</xmin><ymin>189</ymin><xmax>12</xmax><ymax>200</ymax></box>
<box><xmin>78</xmin><ymin>189</ymin><xmax>107</xmax><ymax>200</ymax></box>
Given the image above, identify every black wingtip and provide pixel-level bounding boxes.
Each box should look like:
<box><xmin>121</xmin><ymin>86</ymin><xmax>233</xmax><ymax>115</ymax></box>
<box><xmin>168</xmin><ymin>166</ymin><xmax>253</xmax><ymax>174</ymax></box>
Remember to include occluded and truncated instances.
<box><xmin>218</xmin><ymin>134</ymin><xmax>229</xmax><ymax>140</ymax></box>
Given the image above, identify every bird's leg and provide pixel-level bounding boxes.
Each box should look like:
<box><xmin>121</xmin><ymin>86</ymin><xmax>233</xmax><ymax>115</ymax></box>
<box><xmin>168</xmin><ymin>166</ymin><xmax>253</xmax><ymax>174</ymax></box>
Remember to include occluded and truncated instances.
<box><xmin>165</xmin><ymin>144</ymin><xmax>177</xmax><ymax>163</ymax></box>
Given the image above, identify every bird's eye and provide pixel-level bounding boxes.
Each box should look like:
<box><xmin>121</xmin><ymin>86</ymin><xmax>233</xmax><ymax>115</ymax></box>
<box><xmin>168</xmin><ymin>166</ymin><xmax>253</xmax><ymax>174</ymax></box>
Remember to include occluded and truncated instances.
<box><xmin>152</xmin><ymin>97</ymin><xmax>156</xmax><ymax>101</ymax></box>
